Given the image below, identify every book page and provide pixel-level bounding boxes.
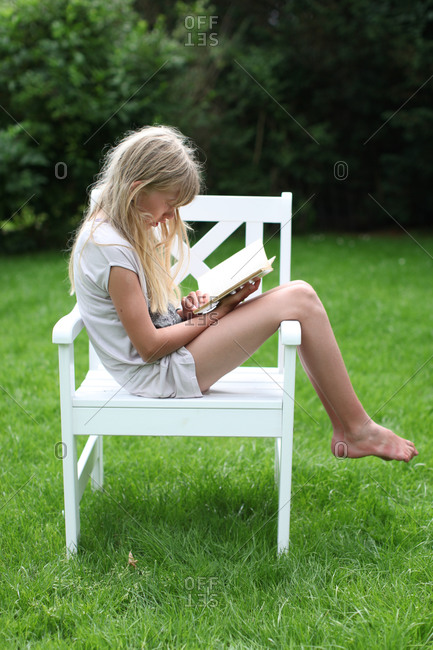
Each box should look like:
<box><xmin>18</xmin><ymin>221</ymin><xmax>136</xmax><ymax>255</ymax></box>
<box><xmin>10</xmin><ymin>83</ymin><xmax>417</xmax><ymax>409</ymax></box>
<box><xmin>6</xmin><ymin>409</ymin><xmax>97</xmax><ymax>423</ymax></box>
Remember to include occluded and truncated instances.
<box><xmin>193</xmin><ymin>239</ymin><xmax>275</xmax><ymax>313</ymax></box>
<box><xmin>197</xmin><ymin>239</ymin><xmax>269</xmax><ymax>296</ymax></box>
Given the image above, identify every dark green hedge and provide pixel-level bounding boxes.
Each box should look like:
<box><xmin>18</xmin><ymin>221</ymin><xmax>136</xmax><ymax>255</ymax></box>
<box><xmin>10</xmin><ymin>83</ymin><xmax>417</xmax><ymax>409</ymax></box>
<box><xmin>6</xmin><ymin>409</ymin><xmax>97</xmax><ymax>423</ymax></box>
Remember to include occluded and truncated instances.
<box><xmin>1</xmin><ymin>0</ymin><xmax>432</xmax><ymax>250</ymax></box>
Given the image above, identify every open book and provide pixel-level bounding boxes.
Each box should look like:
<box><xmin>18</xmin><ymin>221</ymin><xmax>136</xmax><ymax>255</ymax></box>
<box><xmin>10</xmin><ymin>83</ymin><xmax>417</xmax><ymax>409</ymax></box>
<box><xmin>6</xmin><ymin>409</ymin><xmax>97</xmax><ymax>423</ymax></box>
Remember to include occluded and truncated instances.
<box><xmin>193</xmin><ymin>239</ymin><xmax>275</xmax><ymax>314</ymax></box>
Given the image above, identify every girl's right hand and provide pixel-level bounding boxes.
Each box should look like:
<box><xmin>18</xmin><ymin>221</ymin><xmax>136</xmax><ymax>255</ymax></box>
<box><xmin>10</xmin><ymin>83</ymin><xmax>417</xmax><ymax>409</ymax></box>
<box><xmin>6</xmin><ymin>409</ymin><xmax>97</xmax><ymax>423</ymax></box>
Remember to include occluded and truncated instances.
<box><xmin>180</xmin><ymin>290</ymin><xmax>210</xmax><ymax>320</ymax></box>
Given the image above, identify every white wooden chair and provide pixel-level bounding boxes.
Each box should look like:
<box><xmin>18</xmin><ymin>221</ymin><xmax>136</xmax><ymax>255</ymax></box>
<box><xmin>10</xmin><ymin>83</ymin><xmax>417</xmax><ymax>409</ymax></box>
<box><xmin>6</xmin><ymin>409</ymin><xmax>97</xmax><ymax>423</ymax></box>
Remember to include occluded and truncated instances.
<box><xmin>52</xmin><ymin>192</ymin><xmax>301</xmax><ymax>557</ymax></box>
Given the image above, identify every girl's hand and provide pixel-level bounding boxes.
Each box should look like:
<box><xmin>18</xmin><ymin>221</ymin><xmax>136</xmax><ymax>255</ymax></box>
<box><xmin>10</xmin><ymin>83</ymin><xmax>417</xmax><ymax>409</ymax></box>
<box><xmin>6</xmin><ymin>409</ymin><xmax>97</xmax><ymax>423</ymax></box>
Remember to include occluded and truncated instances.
<box><xmin>217</xmin><ymin>278</ymin><xmax>261</xmax><ymax>315</ymax></box>
<box><xmin>178</xmin><ymin>290</ymin><xmax>210</xmax><ymax>320</ymax></box>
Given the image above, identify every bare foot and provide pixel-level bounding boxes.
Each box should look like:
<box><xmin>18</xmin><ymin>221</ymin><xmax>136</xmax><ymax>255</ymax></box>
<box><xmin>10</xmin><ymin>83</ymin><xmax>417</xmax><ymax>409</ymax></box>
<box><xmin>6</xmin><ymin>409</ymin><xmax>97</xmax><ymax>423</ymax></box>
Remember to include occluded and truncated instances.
<box><xmin>331</xmin><ymin>420</ymin><xmax>418</xmax><ymax>462</ymax></box>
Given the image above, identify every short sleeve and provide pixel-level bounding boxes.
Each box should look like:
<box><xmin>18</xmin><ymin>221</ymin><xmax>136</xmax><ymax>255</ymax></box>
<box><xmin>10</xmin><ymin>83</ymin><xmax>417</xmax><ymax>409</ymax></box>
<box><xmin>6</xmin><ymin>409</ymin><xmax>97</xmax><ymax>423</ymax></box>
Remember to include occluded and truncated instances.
<box><xmin>75</xmin><ymin>222</ymin><xmax>144</xmax><ymax>295</ymax></box>
<box><xmin>83</xmin><ymin>240</ymin><xmax>138</xmax><ymax>293</ymax></box>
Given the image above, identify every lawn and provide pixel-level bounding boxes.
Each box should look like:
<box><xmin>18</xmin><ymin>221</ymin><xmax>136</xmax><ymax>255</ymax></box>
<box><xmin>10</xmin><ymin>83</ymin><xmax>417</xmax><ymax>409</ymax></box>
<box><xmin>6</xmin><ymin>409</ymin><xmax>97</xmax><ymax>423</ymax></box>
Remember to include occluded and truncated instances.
<box><xmin>0</xmin><ymin>230</ymin><xmax>432</xmax><ymax>649</ymax></box>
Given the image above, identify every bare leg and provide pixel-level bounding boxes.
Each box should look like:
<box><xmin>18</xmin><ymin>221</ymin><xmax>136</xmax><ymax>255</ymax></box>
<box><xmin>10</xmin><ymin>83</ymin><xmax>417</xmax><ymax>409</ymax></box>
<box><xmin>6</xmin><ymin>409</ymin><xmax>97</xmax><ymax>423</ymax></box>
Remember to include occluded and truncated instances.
<box><xmin>296</xmin><ymin>347</ymin><xmax>344</xmax><ymax>432</ymax></box>
<box><xmin>296</xmin><ymin>347</ymin><xmax>390</xmax><ymax>460</ymax></box>
<box><xmin>186</xmin><ymin>282</ymin><xmax>418</xmax><ymax>462</ymax></box>
<box><xmin>243</xmin><ymin>285</ymin><xmax>346</xmax><ymax>436</ymax></box>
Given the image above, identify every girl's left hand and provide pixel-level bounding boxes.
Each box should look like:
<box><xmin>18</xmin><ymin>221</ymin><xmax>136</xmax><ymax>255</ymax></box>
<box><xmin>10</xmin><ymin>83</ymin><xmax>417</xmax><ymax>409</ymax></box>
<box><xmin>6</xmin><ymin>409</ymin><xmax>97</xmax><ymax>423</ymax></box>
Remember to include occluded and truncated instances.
<box><xmin>178</xmin><ymin>291</ymin><xmax>210</xmax><ymax>320</ymax></box>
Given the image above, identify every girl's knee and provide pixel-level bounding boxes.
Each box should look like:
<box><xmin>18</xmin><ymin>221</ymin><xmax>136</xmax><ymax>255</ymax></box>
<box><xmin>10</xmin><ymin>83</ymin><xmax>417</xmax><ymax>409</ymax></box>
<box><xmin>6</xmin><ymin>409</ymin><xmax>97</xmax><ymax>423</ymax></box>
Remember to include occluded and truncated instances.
<box><xmin>286</xmin><ymin>280</ymin><xmax>322</xmax><ymax>315</ymax></box>
<box><xmin>289</xmin><ymin>280</ymin><xmax>318</xmax><ymax>299</ymax></box>
<box><xmin>262</xmin><ymin>281</ymin><xmax>322</xmax><ymax>320</ymax></box>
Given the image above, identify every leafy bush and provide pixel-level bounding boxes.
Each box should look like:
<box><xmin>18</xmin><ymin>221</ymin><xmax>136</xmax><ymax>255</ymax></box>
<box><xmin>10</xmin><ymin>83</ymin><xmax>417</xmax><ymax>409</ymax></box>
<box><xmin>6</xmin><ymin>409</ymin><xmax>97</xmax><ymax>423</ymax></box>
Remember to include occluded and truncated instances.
<box><xmin>0</xmin><ymin>0</ymin><xmax>186</xmax><ymax>250</ymax></box>
<box><xmin>1</xmin><ymin>0</ymin><xmax>432</xmax><ymax>251</ymax></box>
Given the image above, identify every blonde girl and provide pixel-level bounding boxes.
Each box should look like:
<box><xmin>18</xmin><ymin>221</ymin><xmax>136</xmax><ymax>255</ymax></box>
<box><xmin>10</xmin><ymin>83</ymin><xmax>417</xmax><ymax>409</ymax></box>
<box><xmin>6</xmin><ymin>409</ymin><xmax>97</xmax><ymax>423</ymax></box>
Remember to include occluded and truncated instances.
<box><xmin>69</xmin><ymin>125</ymin><xmax>418</xmax><ymax>463</ymax></box>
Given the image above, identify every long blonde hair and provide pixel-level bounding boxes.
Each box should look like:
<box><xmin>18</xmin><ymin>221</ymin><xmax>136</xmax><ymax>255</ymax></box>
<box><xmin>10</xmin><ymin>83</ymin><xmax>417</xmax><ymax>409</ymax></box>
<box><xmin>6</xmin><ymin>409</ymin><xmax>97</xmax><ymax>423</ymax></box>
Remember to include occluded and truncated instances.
<box><xmin>69</xmin><ymin>125</ymin><xmax>203</xmax><ymax>313</ymax></box>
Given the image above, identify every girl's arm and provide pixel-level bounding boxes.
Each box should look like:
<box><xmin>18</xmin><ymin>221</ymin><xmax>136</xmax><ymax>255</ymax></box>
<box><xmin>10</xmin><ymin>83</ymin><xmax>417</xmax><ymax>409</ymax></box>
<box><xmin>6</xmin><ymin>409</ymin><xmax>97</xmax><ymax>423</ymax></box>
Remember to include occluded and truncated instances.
<box><xmin>108</xmin><ymin>266</ymin><xmax>259</xmax><ymax>363</ymax></box>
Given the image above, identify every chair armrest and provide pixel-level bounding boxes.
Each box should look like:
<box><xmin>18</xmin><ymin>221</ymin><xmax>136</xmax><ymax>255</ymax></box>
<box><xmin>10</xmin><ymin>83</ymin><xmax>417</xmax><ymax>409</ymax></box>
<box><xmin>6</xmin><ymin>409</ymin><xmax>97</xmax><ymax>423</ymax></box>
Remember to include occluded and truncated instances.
<box><xmin>52</xmin><ymin>304</ymin><xmax>84</xmax><ymax>344</ymax></box>
<box><xmin>279</xmin><ymin>320</ymin><xmax>301</xmax><ymax>346</ymax></box>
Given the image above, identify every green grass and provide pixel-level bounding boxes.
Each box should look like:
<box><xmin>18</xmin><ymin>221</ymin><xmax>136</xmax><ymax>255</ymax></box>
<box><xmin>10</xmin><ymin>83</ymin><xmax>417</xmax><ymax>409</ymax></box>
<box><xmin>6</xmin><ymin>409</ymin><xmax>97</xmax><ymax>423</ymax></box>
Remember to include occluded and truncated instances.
<box><xmin>1</xmin><ymin>231</ymin><xmax>432</xmax><ymax>649</ymax></box>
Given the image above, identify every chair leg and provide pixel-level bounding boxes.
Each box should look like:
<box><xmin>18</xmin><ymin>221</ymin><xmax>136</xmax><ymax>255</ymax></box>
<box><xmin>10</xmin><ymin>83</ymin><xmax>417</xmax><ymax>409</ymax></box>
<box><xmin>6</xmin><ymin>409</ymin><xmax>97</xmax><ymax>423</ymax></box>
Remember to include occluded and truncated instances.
<box><xmin>277</xmin><ymin>432</ymin><xmax>293</xmax><ymax>555</ymax></box>
<box><xmin>91</xmin><ymin>436</ymin><xmax>104</xmax><ymax>491</ymax></box>
<box><xmin>278</xmin><ymin>344</ymin><xmax>297</xmax><ymax>554</ymax></box>
<box><xmin>274</xmin><ymin>438</ymin><xmax>281</xmax><ymax>485</ymax></box>
<box><xmin>62</xmin><ymin>434</ymin><xmax>80</xmax><ymax>557</ymax></box>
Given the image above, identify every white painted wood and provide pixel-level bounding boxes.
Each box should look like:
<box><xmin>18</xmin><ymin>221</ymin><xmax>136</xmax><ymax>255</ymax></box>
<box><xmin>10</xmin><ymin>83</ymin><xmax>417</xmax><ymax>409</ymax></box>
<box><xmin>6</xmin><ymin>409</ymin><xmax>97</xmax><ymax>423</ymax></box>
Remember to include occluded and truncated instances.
<box><xmin>73</xmin><ymin>408</ymin><xmax>284</xmax><ymax>438</ymax></box>
<box><xmin>277</xmin><ymin>344</ymin><xmax>297</xmax><ymax>554</ymax></box>
<box><xmin>280</xmin><ymin>320</ymin><xmax>302</xmax><ymax>346</ymax></box>
<box><xmin>180</xmin><ymin>195</ymin><xmax>292</xmax><ymax>223</ymax></box>
<box><xmin>245</xmin><ymin>221</ymin><xmax>263</xmax><ymax>247</ymax></box>
<box><xmin>57</xmin><ymin>344</ymin><xmax>80</xmax><ymax>557</ymax></box>
<box><xmin>77</xmin><ymin>435</ymin><xmax>99</xmax><ymax>501</ymax></box>
<box><xmin>274</xmin><ymin>438</ymin><xmax>281</xmax><ymax>485</ymax></box>
<box><xmin>52</xmin><ymin>304</ymin><xmax>83</xmax><ymax>344</ymax></box>
<box><xmin>244</xmin><ymin>222</ymin><xmax>265</xmax><ymax>297</ymax></box>
<box><xmin>73</xmin><ymin>366</ymin><xmax>285</xmax><ymax>409</ymax></box>
<box><xmin>277</xmin><ymin>192</ymin><xmax>293</xmax><ymax>371</ymax></box>
<box><xmin>90</xmin><ymin>436</ymin><xmax>104</xmax><ymax>492</ymax></box>
<box><xmin>53</xmin><ymin>192</ymin><xmax>301</xmax><ymax>556</ymax></box>
<box><xmin>172</xmin><ymin>220</ymin><xmax>243</xmax><ymax>283</ymax></box>
<box><xmin>90</xmin><ymin>189</ymin><xmax>292</xmax><ymax>224</ymax></box>
<box><xmin>88</xmin><ymin>342</ymin><xmax>102</xmax><ymax>371</ymax></box>
<box><xmin>279</xmin><ymin>192</ymin><xmax>293</xmax><ymax>285</ymax></box>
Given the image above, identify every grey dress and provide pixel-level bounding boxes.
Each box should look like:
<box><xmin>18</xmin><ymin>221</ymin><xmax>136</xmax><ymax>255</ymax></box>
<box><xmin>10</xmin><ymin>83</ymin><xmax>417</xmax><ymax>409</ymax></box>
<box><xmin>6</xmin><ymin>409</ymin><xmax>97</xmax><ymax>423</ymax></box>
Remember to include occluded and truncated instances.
<box><xmin>150</xmin><ymin>304</ymin><xmax>182</xmax><ymax>329</ymax></box>
<box><xmin>73</xmin><ymin>221</ymin><xmax>202</xmax><ymax>399</ymax></box>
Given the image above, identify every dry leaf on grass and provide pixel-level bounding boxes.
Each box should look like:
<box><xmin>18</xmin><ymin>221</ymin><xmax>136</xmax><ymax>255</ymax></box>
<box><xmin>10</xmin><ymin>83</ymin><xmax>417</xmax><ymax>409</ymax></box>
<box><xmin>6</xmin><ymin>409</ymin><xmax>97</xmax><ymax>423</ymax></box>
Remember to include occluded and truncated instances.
<box><xmin>128</xmin><ymin>551</ymin><xmax>137</xmax><ymax>568</ymax></box>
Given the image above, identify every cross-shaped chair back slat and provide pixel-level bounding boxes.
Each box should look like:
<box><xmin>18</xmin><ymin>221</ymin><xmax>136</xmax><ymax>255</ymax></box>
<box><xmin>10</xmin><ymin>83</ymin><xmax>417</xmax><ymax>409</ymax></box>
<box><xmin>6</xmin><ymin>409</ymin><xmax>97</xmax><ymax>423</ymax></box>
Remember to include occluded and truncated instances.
<box><xmin>174</xmin><ymin>194</ymin><xmax>293</xmax><ymax>292</ymax></box>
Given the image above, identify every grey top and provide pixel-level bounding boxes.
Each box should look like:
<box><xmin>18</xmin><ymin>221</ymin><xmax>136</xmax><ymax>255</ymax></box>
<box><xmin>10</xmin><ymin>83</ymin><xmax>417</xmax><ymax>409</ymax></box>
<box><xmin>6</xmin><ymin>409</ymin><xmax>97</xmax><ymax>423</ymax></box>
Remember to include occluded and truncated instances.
<box><xmin>151</xmin><ymin>303</ymin><xmax>182</xmax><ymax>329</ymax></box>
<box><xmin>72</xmin><ymin>220</ymin><xmax>203</xmax><ymax>399</ymax></box>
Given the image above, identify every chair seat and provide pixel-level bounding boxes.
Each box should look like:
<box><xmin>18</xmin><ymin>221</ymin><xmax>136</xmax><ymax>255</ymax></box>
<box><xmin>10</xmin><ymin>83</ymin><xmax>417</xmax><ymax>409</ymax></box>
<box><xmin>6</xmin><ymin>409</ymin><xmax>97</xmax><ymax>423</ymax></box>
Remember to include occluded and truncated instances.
<box><xmin>74</xmin><ymin>365</ymin><xmax>284</xmax><ymax>408</ymax></box>
<box><xmin>72</xmin><ymin>366</ymin><xmax>286</xmax><ymax>438</ymax></box>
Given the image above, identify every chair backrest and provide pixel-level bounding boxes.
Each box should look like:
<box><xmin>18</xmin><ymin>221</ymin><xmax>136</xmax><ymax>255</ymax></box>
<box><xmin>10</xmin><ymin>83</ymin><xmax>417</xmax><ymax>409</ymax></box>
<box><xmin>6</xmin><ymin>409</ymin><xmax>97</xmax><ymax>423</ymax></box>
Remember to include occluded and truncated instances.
<box><xmin>90</xmin><ymin>190</ymin><xmax>293</xmax><ymax>284</ymax></box>
<box><xmin>174</xmin><ymin>194</ymin><xmax>292</xmax><ymax>288</ymax></box>
<box><xmin>89</xmin><ymin>190</ymin><xmax>293</xmax><ymax>368</ymax></box>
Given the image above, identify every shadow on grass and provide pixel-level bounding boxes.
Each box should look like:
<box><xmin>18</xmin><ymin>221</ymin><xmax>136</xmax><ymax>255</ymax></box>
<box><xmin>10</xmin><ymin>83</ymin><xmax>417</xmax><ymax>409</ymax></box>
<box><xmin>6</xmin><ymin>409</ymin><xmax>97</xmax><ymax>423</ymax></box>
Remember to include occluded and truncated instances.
<box><xmin>69</xmin><ymin>453</ymin><xmax>423</xmax><ymax>568</ymax></box>
<box><xmin>77</xmin><ymin>471</ymin><xmax>280</xmax><ymax>560</ymax></box>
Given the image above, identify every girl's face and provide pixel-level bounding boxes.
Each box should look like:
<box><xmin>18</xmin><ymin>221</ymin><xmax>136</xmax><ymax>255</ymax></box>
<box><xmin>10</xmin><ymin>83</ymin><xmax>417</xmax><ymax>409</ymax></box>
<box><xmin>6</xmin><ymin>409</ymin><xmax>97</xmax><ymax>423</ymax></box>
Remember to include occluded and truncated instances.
<box><xmin>136</xmin><ymin>189</ymin><xmax>179</xmax><ymax>228</ymax></box>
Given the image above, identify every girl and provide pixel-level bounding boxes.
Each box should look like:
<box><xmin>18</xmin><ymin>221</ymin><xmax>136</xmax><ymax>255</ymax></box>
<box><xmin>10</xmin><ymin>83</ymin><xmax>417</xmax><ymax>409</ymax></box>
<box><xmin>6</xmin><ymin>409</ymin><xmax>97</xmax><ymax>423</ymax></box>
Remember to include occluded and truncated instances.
<box><xmin>69</xmin><ymin>125</ymin><xmax>418</xmax><ymax>463</ymax></box>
